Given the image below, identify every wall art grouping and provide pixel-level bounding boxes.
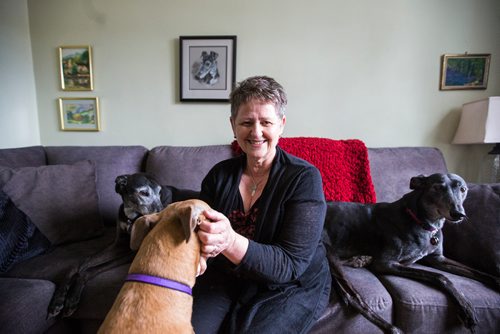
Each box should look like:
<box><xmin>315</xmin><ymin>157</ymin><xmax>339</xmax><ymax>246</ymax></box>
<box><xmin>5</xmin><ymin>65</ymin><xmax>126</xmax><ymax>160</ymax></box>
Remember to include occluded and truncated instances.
<box><xmin>57</xmin><ymin>45</ymin><xmax>100</xmax><ymax>131</ymax></box>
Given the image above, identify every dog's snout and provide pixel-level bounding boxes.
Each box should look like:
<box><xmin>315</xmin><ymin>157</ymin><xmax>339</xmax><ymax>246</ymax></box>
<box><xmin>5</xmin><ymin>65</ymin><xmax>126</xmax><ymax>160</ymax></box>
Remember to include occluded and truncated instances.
<box><xmin>449</xmin><ymin>209</ymin><xmax>467</xmax><ymax>222</ymax></box>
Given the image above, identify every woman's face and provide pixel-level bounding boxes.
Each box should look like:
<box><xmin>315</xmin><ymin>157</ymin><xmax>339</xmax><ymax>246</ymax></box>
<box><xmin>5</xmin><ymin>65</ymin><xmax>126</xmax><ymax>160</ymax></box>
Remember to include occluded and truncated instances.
<box><xmin>230</xmin><ymin>100</ymin><xmax>286</xmax><ymax>164</ymax></box>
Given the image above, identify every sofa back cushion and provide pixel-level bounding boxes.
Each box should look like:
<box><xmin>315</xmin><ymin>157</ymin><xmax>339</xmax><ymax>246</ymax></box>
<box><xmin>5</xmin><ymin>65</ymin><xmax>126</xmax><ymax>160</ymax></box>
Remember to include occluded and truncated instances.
<box><xmin>2</xmin><ymin>161</ymin><xmax>103</xmax><ymax>245</ymax></box>
<box><xmin>45</xmin><ymin>146</ymin><xmax>148</xmax><ymax>225</ymax></box>
<box><xmin>368</xmin><ymin>147</ymin><xmax>448</xmax><ymax>202</ymax></box>
<box><xmin>146</xmin><ymin>145</ymin><xmax>235</xmax><ymax>191</ymax></box>
<box><xmin>0</xmin><ymin>146</ymin><xmax>46</xmax><ymax>168</ymax></box>
<box><xmin>443</xmin><ymin>183</ymin><xmax>500</xmax><ymax>276</ymax></box>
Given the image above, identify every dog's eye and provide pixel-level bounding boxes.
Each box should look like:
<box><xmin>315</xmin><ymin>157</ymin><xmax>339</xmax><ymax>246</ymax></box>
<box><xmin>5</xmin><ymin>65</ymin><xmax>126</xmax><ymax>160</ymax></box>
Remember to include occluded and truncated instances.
<box><xmin>460</xmin><ymin>186</ymin><xmax>467</xmax><ymax>193</ymax></box>
<box><xmin>139</xmin><ymin>190</ymin><xmax>150</xmax><ymax>197</ymax></box>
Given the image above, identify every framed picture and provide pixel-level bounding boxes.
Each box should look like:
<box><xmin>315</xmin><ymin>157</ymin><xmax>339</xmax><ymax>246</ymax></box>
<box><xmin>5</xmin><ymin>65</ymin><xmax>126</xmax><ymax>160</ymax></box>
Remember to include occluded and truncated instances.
<box><xmin>58</xmin><ymin>45</ymin><xmax>94</xmax><ymax>91</ymax></box>
<box><xmin>180</xmin><ymin>35</ymin><xmax>237</xmax><ymax>102</ymax></box>
<box><xmin>440</xmin><ymin>53</ymin><xmax>491</xmax><ymax>90</ymax></box>
<box><xmin>58</xmin><ymin>97</ymin><xmax>101</xmax><ymax>131</ymax></box>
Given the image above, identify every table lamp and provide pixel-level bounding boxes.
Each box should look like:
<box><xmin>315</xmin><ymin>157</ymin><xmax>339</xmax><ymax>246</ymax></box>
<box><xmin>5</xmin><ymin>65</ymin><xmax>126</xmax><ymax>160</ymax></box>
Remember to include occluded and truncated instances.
<box><xmin>452</xmin><ymin>97</ymin><xmax>500</xmax><ymax>183</ymax></box>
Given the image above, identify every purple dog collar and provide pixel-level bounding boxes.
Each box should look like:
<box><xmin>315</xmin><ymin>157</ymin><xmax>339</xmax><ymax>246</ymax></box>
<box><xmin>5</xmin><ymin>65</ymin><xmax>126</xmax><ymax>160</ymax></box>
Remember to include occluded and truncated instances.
<box><xmin>125</xmin><ymin>273</ymin><xmax>192</xmax><ymax>296</ymax></box>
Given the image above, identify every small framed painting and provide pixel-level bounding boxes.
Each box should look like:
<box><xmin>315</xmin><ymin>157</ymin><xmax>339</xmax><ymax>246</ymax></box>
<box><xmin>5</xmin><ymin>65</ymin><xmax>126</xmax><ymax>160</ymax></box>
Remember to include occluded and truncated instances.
<box><xmin>58</xmin><ymin>97</ymin><xmax>101</xmax><ymax>131</ymax></box>
<box><xmin>179</xmin><ymin>35</ymin><xmax>237</xmax><ymax>102</ymax></box>
<box><xmin>58</xmin><ymin>45</ymin><xmax>94</xmax><ymax>91</ymax></box>
<box><xmin>440</xmin><ymin>53</ymin><xmax>491</xmax><ymax>90</ymax></box>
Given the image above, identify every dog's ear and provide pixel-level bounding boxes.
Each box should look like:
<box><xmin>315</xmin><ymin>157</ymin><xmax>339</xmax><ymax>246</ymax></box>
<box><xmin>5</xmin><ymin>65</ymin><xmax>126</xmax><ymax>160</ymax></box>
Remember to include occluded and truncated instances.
<box><xmin>130</xmin><ymin>213</ymin><xmax>160</xmax><ymax>250</ymax></box>
<box><xmin>177</xmin><ymin>204</ymin><xmax>203</xmax><ymax>243</ymax></box>
<box><xmin>409</xmin><ymin>175</ymin><xmax>427</xmax><ymax>189</ymax></box>
<box><xmin>160</xmin><ymin>186</ymin><xmax>174</xmax><ymax>206</ymax></box>
<box><xmin>115</xmin><ymin>175</ymin><xmax>129</xmax><ymax>194</ymax></box>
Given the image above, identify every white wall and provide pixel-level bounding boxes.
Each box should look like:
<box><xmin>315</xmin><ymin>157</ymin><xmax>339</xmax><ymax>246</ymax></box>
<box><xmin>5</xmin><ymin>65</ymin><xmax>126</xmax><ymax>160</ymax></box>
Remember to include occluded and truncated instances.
<box><xmin>4</xmin><ymin>0</ymin><xmax>500</xmax><ymax>182</ymax></box>
<box><xmin>0</xmin><ymin>0</ymin><xmax>40</xmax><ymax>148</ymax></box>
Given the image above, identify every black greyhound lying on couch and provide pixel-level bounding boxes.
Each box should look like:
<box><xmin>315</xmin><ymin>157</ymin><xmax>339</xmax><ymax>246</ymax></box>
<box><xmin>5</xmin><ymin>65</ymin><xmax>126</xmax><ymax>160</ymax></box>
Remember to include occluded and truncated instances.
<box><xmin>323</xmin><ymin>173</ymin><xmax>500</xmax><ymax>334</ymax></box>
<box><xmin>47</xmin><ymin>173</ymin><xmax>197</xmax><ymax>318</ymax></box>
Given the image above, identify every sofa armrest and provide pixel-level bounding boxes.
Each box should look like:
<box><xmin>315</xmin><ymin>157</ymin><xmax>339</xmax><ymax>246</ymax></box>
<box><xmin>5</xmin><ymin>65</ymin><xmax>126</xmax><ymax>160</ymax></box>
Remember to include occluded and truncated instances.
<box><xmin>443</xmin><ymin>183</ymin><xmax>500</xmax><ymax>277</ymax></box>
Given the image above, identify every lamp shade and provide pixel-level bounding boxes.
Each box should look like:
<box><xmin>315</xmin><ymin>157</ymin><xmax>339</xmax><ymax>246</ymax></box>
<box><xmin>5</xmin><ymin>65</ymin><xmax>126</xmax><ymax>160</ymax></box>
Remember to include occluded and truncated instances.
<box><xmin>452</xmin><ymin>96</ymin><xmax>500</xmax><ymax>144</ymax></box>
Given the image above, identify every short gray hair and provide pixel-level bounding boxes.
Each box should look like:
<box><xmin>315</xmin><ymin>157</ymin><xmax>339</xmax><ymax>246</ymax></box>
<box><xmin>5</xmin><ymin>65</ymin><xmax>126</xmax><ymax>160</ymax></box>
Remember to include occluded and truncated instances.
<box><xmin>229</xmin><ymin>76</ymin><xmax>287</xmax><ymax>119</ymax></box>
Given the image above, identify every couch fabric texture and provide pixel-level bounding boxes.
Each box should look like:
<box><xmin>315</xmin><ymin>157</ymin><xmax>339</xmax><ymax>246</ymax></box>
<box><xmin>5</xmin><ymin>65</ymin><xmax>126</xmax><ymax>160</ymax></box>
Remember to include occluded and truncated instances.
<box><xmin>0</xmin><ymin>143</ymin><xmax>499</xmax><ymax>334</ymax></box>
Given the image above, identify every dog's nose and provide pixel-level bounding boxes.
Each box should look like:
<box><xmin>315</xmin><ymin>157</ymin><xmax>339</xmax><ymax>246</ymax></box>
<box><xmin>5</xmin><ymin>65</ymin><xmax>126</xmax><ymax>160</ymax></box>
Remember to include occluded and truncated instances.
<box><xmin>449</xmin><ymin>210</ymin><xmax>467</xmax><ymax>221</ymax></box>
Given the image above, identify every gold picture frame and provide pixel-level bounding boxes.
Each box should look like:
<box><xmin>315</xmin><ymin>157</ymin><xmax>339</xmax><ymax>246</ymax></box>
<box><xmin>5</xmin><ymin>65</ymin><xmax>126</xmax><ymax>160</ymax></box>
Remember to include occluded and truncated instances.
<box><xmin>58</xmin><ymin>97</ymin><xmax>101</xmax><ymax>131</ymax></box>
<box><xmin>440</xmin><ymin>53</ymin><xmax>491</xmax><ymax>90</ymax></box>
<box><xmin>58</xmin><ymin>45</ymin><xmax>94</xmax><ymax>91</ymax></box>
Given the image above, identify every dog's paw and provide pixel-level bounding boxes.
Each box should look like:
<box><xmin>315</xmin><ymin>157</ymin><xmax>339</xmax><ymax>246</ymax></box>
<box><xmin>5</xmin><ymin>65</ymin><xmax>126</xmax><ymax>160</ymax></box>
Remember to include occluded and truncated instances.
<box><xmin>47</xmin><ymin>301</ymin><xmax>64</xmax><ymax>319</ymax></box>
<box><xmin>457</xmin><ymin>301</ymin><xmax>478</xmax><ymax>332</ymax></box>
<box><xmin>344</xmin><ymin>255</ymin><xmax>373</xmax><ymax>268</ymax></box>
<box><xmin>47</xmin><ymin>280</ymin><xmax>76</xmax><ymax>319</ymax></box>
<box><xmin>47</xmin><ymin>290</ymin><xmax>67</xmax><ymax>319</ymax></box>
<box><xmin>62</xmin><ymin>278</ymin><xmax>86</xmax><ymax>317</ymax></box>
<box><xmin>197</xmin><ymin>255</ymin><xmax>208</xmax><ymax>277</ymax></box>
<box><xmin>386</xmin><ymin>327</ymin><xmax>404</xmax><ymax>334</ymax></box>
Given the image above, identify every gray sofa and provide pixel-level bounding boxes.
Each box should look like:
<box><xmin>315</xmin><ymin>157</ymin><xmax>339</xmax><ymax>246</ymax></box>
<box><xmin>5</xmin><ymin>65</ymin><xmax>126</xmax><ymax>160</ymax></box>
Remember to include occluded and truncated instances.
<box><xmin>0</xmin><ymin>144</ymin><xmax>499</xmax><ymax>334</ymax></box>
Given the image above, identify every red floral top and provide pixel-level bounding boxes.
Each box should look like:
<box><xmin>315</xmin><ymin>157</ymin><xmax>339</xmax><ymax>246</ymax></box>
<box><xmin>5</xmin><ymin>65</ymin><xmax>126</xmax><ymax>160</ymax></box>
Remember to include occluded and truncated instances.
<box><xmin>228</xmin><ymin>198</ymin><xmax>260</xmax><ymax>239</ymax></box>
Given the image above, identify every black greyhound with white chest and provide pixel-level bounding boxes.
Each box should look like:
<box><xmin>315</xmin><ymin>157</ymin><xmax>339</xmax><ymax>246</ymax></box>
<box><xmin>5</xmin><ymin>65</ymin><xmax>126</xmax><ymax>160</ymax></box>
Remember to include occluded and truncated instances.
<box><xmin>47</xmin><ymin>173</ymin><xmax>198</xmax><ymax>318</ymax></box>
<box><xmin>323</xmin><ymin>173</ymin><xmax>500</xmax><ymax>334</ymax></box>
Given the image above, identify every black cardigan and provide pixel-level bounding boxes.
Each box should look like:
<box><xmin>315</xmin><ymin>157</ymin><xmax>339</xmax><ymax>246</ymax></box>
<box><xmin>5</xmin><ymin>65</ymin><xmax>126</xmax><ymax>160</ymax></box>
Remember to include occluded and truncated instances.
<box><xmin>198</xmin><ymin>146</ymin><xmax>331</xmax><ymax>332</ymax></box>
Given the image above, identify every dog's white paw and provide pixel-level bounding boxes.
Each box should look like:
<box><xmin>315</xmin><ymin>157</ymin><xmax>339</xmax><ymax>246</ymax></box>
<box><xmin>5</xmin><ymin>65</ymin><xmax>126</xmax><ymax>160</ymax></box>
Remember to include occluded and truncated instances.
<box><xmin>196</xmin><ymin>256</ymin><xmax>208</xmax><ymax>277</ymax></box>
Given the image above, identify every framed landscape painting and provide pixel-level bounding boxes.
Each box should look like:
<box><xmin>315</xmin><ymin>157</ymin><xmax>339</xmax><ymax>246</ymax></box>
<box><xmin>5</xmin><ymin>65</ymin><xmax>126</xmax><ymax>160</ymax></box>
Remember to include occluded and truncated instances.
<box><xmin>440</xmin><ymin>54</ymin><xmax>490</xmax><ymax>90</ymax></box>
<box><xmin>179</xmin><ymin>35</ymin><xmax>237</xmax><ymax>102</ymax></box>
<box><xmin>58</xmin><ymin>45</ymin><xmax>94</xmax><ymax>91</ymax></box>
<box><xmin>58</xmin><ymin>97</ymin><xmax>100</xmax><ymax>131</ymax></box>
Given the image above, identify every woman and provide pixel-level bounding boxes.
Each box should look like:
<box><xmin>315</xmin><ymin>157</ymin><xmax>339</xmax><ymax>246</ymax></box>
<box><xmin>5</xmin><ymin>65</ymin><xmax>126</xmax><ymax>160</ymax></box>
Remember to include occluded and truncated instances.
<box><xmin>192</xmin><ymin>76</ymin><xmax>331</xmax><ymax>334</ymax></box>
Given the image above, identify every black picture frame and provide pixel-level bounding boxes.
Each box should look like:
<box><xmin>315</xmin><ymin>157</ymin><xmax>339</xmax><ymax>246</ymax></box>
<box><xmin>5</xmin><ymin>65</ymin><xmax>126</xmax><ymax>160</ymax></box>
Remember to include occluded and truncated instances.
<box><xmin>180</xmin><ymin>35</ymin><xmax>237</xmax><ymax>102</ymax></box>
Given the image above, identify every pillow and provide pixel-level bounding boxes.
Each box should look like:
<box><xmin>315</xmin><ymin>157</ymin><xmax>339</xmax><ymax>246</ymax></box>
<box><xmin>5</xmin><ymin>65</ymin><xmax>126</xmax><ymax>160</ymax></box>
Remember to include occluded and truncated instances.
<box><xmin>0</xmin><ymin>190</ymin><xmax>50</xmax><ymax>272</ymax></box>
<box><xmin>0</xmin><ymin>167</ymin><xmax>15</xmax><ymax>189</ymax></box>
<box><xmin>1</xmin><ymin>161</ymin><xmax>104</xmax><ymax>245</ymax></box>
<box><xmin>443</xmin><ymin>183</ymin><xmax>500</xmax><ymax>277</ymax></box>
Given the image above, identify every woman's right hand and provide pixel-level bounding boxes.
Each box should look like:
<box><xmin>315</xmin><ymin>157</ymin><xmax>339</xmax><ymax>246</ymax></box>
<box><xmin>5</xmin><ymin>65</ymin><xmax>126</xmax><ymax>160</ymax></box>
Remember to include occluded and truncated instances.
<box><xmin>197</xmin><ymin>209</ymin><xmax>249</xmax><ymax>265</ymax></box>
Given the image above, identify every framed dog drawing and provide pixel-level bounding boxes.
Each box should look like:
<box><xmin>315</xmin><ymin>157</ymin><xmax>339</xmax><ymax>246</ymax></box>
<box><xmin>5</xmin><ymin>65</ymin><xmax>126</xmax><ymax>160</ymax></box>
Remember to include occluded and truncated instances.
<box><xmin>58</xmin><ymin>45</ymin><xmax>94</xmax><ymax>91</ymax></box>
<box><xmin>440</xmin><ymin>53</ymin><xmax>490</xmax><ymax>90</ymax></box>
<box><xmin>179</xmin><ymin>36</ymin><xmax>237</xmax><ymax>102</ymax></box>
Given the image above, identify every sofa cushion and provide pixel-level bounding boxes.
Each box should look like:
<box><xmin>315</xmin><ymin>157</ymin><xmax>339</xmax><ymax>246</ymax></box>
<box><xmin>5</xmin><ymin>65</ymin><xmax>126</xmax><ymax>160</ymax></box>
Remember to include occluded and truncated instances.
<box><xmin>2</xmin><ymin>227</ymin><xmax>116</xmax><ymax>281</ymax></box>
<box><xmin>443</xmin><ymin>183</ymin><xmax>500</xmax><ymax>277</ymax></box>
<box><xmin>146</xmin><ymin>145</ymin><xmax>234</xmax><ymax>191</ymax></box>
<box><xmin>2</xmin><ymin>160</ymin><xmax>103</xmax><ymax>245</ymax></box>
<box><xmin>380</xmin><ymin>264</ymin><xmax>500</xmax><ymax>333</ymax></box>
<box><xmin>45</xmin><ymin>146</ymin><xmax>148</xmax><ymax>226</ymax></box>
<box><xmin>309</xmin><ymin>266</ymin><xmax>394</xmax><ymax>333</ymax></box>
<box><xmin>0</xmin><ymin>278</ymin><xmax>56</xmax><ymax>333</ymax></box>
<box><xmin>0</xmin><ymin>146</ymin><xmax>47</xmax><ymax>168</ymax></box>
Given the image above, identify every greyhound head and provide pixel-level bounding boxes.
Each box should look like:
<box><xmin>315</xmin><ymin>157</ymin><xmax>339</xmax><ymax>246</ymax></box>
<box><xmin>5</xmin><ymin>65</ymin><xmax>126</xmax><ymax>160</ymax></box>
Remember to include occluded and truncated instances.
<box><xmin>115</xmin><ymin>173</ymin><xmax>165</xmax><ymax>219</ymax></box>
<box><xmin>409</xmin><ymin>173</ymin><xmax>468</xmax><ymax>223</ymax></box>
<box><xmin>194</xmin><ymin>51</ymin><xmax>219</xmax><ymax>85</ymax></box>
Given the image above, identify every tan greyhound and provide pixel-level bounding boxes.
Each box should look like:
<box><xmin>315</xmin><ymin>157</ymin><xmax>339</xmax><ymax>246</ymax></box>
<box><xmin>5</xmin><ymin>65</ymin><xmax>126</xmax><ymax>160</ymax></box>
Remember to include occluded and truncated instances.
<box><xmin>98</xmin><ymin>199</ymin><xmax>210</xmax><ymax>334</ymax></box>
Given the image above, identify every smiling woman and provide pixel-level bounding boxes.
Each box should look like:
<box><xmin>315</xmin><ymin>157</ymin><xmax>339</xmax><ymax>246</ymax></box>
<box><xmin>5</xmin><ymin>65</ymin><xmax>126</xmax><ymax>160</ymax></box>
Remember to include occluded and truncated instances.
<box><xmin>192</xmin><ymin>76</ymin><xmax>331</xmax><ymax>334</ymax></box>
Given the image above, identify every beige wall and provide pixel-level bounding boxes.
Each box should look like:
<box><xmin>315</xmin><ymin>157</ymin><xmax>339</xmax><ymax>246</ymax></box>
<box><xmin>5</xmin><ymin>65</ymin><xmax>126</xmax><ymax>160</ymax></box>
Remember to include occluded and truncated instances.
<box><xmin>3</xmin><ymin>0</ymin><xmax>500</xmax><ymax>182</ymax></box>
<box><xmin>0</xmin><ymin>0</ymin><xmax>39</xmax><ymax>148</ymax></box>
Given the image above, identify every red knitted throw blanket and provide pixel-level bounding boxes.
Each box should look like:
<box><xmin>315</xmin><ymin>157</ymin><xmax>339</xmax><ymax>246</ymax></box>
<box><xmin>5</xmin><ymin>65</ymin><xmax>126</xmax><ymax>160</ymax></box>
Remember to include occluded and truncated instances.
<box><xmin>231</xmin><ymin>137</ymin><xmax>376</xmax><ymax>203</ymax></box>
